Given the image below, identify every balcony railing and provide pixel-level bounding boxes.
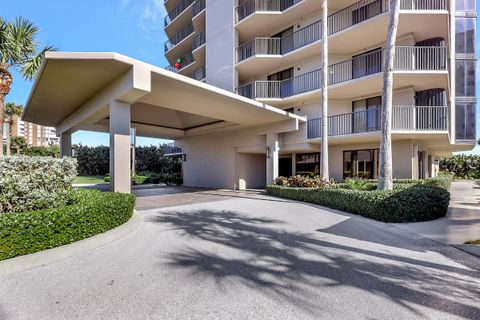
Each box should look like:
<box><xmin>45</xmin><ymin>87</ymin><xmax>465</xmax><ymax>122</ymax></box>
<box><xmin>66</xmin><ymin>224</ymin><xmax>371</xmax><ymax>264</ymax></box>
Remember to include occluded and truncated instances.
<box><xmin>236</xmin><ymin>46</ymin><xmax>447</xmax><ymax>99</ymax></box>
<box><xmin>236</xmin><ymin>0</ymin><xmax>448</xmax><ymax>62</ymax></box>
<box><xmin>165</xmin><ymin>52</ymin><xmax>195</xmax><ymax>73</ymax></box>
<box><xmin>164</xmin><ymin>0</ymin><xmax>195</xmax><ymax>27</ymax></box>
<box><xmin>307</xmin><ymin>106</ymin><xmax>448</xmax><ymax>139</ymax></box>
<box><xmin>236</xmin><ymin>0</ymin><xmax>303</xmax><ymax>22</ymax></box>
<box><xmin>164</xmin><ymin>23</ymin><xmax>195</xmax><ymax>52</ymax></box>
<box><xmin>236</xmin><ymin>20</ymin><xmax>321</xmax><ymax>62</ymax></box>
<box><xmin>193</xmin><ymin>32</ymin><xmax>206</xmax><ymax>50</ymax></box>
<box><xmin>192</xmin><ymin>65</ymin><xmax>206</xmax><ymax>81</ymax></box>
<box><xmin>193</xmin><ymin>0</ymin><xmax>206</xmax><ymax>16</ymax></box>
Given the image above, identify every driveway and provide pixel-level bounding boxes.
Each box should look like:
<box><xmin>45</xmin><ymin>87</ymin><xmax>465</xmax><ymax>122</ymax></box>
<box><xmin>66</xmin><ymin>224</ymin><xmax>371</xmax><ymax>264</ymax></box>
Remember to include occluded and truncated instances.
<box><xmin>1</xmin><ymin>189</ymin><xmax>479</xmax><ymax>319</ymax></box>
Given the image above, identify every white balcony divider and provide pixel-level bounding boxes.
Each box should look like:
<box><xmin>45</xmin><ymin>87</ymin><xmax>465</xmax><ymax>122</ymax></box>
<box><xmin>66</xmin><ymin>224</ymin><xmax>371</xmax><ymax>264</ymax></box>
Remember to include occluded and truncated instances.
<box><xmin>307</xmin><ymin>106</ymin><xmax>448</xmax><ymax>139</ymax></box>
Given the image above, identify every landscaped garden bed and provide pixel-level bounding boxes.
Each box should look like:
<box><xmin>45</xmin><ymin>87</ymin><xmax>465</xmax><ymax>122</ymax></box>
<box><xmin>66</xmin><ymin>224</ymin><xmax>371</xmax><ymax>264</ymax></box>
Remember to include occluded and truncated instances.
<box><xmin>0</xmin><ymin>156</ymin><xmax>135</xmax><ymax>261</ymax></box>
<box><xmin>267</xmin><ymin>174</ymin><xmax>453</xmax><ymax>223</ymax></box>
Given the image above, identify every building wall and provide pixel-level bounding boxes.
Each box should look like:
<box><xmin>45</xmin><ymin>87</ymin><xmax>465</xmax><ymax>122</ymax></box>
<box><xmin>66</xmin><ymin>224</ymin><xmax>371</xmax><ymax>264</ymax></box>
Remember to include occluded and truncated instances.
<box><xmin>205</xmin><ymin>0</ymin><xmax>236</xmax><ymax>91</ymax></box>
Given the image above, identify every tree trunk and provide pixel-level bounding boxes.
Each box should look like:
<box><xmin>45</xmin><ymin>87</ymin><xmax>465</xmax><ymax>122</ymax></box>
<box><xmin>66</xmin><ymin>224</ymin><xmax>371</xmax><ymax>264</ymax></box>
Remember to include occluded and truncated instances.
<box><xmin>378</xmin><ymin>0</ymin><xmax>401</xmax><ymax>190</ymax></box>
<box><xmin>5</xmin><ymin>117</ymin><xmax>10</xmax><ymax>156</ymax></box>
<box><xmin>0</xmin><ymin>94</ymin><xmax>5</xmax><ymax>156</ymax></box>
<box><xmin>320</xmin><ymin>0</ymin><xmax>329</xmax><ymax>180</ymax></box>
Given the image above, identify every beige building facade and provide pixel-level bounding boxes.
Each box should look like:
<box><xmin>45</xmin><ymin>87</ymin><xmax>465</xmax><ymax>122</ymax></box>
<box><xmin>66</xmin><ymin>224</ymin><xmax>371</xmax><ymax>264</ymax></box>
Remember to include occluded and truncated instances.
<box><xmin>4</xmin><ymin>114</ymin><xmax>59</xmax><ymax>147</ymax></box>
<box><xmin>22</xmin><ymin>0</ymin><xmax>477</xmax><ymax>193</ymax></box>
<box><xmin>164</xmin><ymin>0</ymin><xmax>477</xmax><ymax>185</ymax></box>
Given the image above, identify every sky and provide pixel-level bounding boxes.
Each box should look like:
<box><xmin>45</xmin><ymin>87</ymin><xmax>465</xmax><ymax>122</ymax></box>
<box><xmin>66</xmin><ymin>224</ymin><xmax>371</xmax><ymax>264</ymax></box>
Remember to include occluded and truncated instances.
<box><xmin>1</xmin><ymin>0</ymin><xmax>480</xmax><ymax>153</ymax></box>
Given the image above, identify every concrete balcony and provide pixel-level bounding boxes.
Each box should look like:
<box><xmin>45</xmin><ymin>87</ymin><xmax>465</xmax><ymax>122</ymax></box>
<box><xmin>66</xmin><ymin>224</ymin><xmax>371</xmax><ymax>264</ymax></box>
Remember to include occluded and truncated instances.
<box><xmin>236</xmin><ymin>46</ymin><xmax>448</xmax><ymax>105</ymax></box>
<box><xmin>165</xmin><ymin>23</ymin><xmax>195</xmax><ymax>63</ymax></box>
<box><xmin>235</xmin><ymin>0</ymin><xmax>449</xmax><ymax>76</ymax></box>
<box><xmin>192</xmin><ymin>0</ymin><xmax>206</xmax><ymax>31</ymax></box>
<box><xmin>164</xmin><ymin>0</ymin><xmax>195</xmax><ymax>36</ymax></box>
<box><xmin>192</xmin><ymin>32</ymin><xmax>206</xmax><ymax>63</ymax></box>
<box><xmin>306</xmin><ymin>106</ymin><xmax>449</xmax><ymax>140</ymax></box>
<box><xmin>165</xmin><ymin>52</ymin><xmax>196</xmax><ymax>77</ymax></box>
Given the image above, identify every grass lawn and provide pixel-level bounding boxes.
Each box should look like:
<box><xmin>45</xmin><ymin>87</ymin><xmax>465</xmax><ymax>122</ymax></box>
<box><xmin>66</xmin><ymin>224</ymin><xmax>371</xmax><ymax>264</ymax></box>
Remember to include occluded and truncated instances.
<box><xmin>74</xmin><ymin>176</ymin><xmax>107</xmax><ymax>184</ymax></box>
<box><xmin>465</xmin><ymin>239</ymin><xmax>480</xmax><ymax>245</ymax></box>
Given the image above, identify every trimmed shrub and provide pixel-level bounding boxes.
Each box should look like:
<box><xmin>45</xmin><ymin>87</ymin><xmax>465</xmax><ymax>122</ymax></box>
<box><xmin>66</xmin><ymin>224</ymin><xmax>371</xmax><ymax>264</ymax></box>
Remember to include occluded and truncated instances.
<box><xmin>0</xmin><ymin>156</ymin><xmax>77</xmax><ymax>213</ymax></box>
<box><xmin>267</xmin><ymin>183</ymin><xmax>450</xmax><ymax>223</ymax></box>
<box><xmin>0</xmin><ymin>189</ymin><xmax>135</xmax><ymax>261</ymax></box>
<box><xmin>132</xmin><ymin>175</ymin><xmax>149</xmax><ymax>185</ymax></box>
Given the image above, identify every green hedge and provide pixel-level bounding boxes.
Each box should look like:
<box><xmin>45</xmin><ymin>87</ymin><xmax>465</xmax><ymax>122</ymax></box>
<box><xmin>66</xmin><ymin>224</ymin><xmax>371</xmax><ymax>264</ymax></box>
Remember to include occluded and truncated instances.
<box><xmin>440</xmin><ymin>155</ymin><xmax>480</xmax><ymax>179</ymax></box>
<box><xmin>0</xmin><ymin>189</ymin><xmax>135</xmax><ymax>261</ymax></box>
<box><xmin>267</xmin><ymin>183</ymin><xmax>450</xmax><ymax>223</ymax></box>
<box><xmin>0</xmin><ymin>156</ymin><xmax>77</xmax><ymax>213</ymax></box>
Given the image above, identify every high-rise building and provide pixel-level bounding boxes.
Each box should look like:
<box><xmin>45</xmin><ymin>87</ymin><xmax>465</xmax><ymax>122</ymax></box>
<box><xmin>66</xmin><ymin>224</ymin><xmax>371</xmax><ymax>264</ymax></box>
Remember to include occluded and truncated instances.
<box><xmin>164</xmin><ymin>0</ymin><xmax>477</xmax><ymax>180</ymax></box>
<box><xmin>4</xmin><ymin>114</ymin><xmax>59</xmax><ymax>147</ymax></box>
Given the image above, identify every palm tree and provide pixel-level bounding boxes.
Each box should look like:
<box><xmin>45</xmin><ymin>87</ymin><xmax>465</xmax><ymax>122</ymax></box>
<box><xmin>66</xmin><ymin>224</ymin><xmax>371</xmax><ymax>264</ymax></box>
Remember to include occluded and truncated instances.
<box><xmin>4</xmin><ymin>102</ymin><xmax>23</xmax><ymax>156</ymax></box>
<box><xmin>0</xmin><ymin>17</ymin><xmax>53</xmax><ymax>156</ymax></box>
<box><xmin>378</xmin><ymin>0</ymin><xmax>401</xmax><ymax>190</ymax></box>
<box><xmin>320</xmin><ymin>0</ymin><xmax>329</xmax><ymax>180</ymax></box>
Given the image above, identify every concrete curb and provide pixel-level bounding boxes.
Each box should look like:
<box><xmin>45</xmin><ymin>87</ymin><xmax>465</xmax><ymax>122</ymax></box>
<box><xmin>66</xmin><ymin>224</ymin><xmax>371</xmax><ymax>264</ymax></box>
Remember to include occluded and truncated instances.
<box><xmin>0</xmin><ymin>210</ymin><xmax>142</xmax><ymax>278</ymax></box>
<box><xmin>453</xmin><ymin>244</ymin><xmax>480</xmax><ymax>259</ymax></box>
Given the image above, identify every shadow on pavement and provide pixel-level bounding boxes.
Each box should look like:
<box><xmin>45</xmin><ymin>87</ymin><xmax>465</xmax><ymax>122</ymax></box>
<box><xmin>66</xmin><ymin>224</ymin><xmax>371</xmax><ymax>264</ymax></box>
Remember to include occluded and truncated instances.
<box><xmin>148</xmin><ymin>208</ymin><xmax>480</xmax><ymax>319</ymax></box>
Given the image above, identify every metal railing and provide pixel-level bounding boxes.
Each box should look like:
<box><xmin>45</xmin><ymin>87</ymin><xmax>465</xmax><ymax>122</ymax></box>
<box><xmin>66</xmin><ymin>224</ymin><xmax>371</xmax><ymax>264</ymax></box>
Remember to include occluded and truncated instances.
<box><xmin>164</xmin><ymin>23</ymin><xmax>195</xmax><ymax>52</ymax></box>
<box><xmin>236</xmin><ymin>37</ymin><xmax>282</xmax><ymax>62</ymax></box>
<box><xmin>192</xmin><ymin>65</ymin><xmax>206</xmax><ymax>81</ymax></box>
<box><xmin>236</xmin><ymin>46</ymin><xmax>446</xmax><ymax>99</ymax></box>
<box><xmin>193</xmin><ymin>32</ymin><xmax>206</xmax><ymax>50</ymax></box>
<box><xmin>235</xmin><ymin>0</ymin><xmax>303</xmax><ymax>22</ymax></box>
<box><xmin>400</xmin><ymin>0</ymin><xmax>448</xmax><ymax>10</ymax></box>
<box><xmin>282</xmin><ymin>20</ymin><xmax>322</xmax><ymax>54</ymax></box>
<box><xmin>193</xmin><ymin>0</ymin><xmax>206</xmax><ymax>16</ymax></box>
<box><xmin>165</xmin><ymin>52</ymin><xmax>195</xmax><ymax>73</ymax></box>
<box><xmin>307</xmin><ymin>106</ymin><xmax>448</xmax><ymax>139</ymax></box>
<box><xmin>164</xmin><ymin>0</ymin><xmax>195</xmax><ymax>27</ymax></box>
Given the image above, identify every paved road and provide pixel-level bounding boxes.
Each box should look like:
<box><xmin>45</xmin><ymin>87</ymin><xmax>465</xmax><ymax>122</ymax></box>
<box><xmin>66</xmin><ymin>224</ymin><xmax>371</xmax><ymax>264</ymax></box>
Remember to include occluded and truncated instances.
<box><xmin>1</xmin><ymin>190</ymin><xmax>480</xmax><ymax>319</ymax></box>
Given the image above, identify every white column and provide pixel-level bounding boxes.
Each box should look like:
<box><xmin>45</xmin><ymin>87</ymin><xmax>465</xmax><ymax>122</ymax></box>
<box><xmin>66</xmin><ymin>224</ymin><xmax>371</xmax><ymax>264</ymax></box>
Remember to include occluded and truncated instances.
<box><xmin>291</xmin><ymin>153</ymin><xmax>296</xmax><ymax>176</ymax></box>
<box><xmin>266</xmin><ymin>133</ymin><xmax>279</xmax><ymax>185</ymax></box>
<box><xmin>60</xmin><ymin>132</ymin><xmax>72</xmax><ymax>158</ymax></box>
<box><xmin>109</xmin><ymin>100</ymin><xmax>131</xmax><ymax>194</ymax></box>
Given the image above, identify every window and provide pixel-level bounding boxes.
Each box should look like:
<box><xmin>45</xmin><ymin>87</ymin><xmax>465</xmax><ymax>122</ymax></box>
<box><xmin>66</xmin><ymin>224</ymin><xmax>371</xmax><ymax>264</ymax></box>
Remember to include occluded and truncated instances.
<box><xmin>352</xmin><ymin>96</ymin><xmax>381</xmax><ymax>133</ymax></box>
<box><xmin>456</xmin><ymin>103</ymin><xmax>477</xmax><ymax>140</ymax></box>
<box><xmin>296</xmin><ymin>153</ymin><xmax>320</xmax><ymax>176</ymax></box>
<box><xmin>343</xmin><ymin>149</ymin><xmax>379</xmax><ymax>179</ymax></box>
<box><xmin>455</xmin><ymin>60</ymin><xmax>476</xmax><ymax>97</ymax></box>
<box><xmin>456</xmin><ymin>18</ymin><xmax>475</xmax><ymax>54</ymax></box>
<box><xmin>352</xmin><ymin>48</ymin><xmax>382</xmax><ymax>79</ymax></box>
<box><xmin>456</xmin><ymin>0</ymin><xmax>476</xmax><ymax>11</ymax></box>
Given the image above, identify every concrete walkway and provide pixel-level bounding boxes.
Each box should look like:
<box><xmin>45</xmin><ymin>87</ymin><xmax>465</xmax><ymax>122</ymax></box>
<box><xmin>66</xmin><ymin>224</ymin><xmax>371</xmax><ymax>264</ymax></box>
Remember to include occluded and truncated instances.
<box><xmin>1</xmin><ymin>189</ymin><xmax>479</xmax><ymax>319</ymax></box>
<box><xmin>397</xmin><ymin>180</ymin><xmax>480</xmax><ymax>245</ymax></box>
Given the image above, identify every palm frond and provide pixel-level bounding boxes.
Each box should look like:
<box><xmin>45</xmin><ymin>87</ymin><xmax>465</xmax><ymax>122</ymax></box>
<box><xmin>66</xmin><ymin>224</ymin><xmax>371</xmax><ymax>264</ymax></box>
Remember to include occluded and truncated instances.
<box><xmin>21</xmin><ymin>45</ymin><xmax>56</xmax><ymax>80</ymax></box>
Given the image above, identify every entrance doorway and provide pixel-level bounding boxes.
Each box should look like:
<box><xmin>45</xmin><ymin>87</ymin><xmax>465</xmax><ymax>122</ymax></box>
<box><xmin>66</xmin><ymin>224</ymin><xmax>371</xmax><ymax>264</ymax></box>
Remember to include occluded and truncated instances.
<box><xmin>279</xmin><ymin>157</ymin><xmax>292</xmax><ymax>177</ymax></box>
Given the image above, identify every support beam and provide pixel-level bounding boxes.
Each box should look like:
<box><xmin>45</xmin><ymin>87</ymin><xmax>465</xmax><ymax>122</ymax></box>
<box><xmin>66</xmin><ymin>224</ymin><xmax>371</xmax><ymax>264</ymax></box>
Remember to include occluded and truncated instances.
<box><xmin>109</xmin><ymin>100</ymin><xmax>131</xmax><ymax>194</ymax></box>
<box><xmin>60</xmin><ymin>132</ymin><xmax>72</xmax><ymax>158</ymax></box>
<box><xmin>266</xmin><ymin>133</ymin><xmax>279</xmax><ymax>185</ymax></box>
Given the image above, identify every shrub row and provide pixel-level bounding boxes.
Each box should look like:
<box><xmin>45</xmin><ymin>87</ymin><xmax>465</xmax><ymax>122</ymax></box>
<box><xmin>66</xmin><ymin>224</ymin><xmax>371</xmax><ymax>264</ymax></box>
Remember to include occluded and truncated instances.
<box><xmin>266</xmin><ymin>183</ymin><xmax>450</xmax><ymax>223</ymax></box>
<box><xmin>440</xmin><ymin>155</ymin><xmax>480</xmax><ymax>179</ymax></box>
<box><xmin>74</xmin><ymin>144</ymin><xmax>182</xmax><ymax>176</ymax></box>
<box><xmin>0</xmin><ymin>156</ymin><xmax>77</xmax><ymax>213</ymax></box>
<box><xmin>0</xmin><ymin>188</ymin><xmax>136</xmax><ymax>261</ymax></box>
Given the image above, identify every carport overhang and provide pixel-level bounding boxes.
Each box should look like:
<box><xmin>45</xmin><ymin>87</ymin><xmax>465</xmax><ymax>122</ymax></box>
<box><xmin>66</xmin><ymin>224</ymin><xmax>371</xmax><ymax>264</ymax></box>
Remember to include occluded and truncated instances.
<box><xmin>23</xmin><ymin>52</ymin><xmax>305</xmax><ymax>193</ymax></box>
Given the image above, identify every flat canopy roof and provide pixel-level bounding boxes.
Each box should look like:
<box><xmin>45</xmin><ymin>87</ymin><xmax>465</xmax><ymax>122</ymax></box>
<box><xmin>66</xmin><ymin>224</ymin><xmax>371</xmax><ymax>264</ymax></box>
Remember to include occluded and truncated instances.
<box><xmin>23</xmin><ymin>52</ymin><xmax>304</xmax><ymax>139</ymax></box>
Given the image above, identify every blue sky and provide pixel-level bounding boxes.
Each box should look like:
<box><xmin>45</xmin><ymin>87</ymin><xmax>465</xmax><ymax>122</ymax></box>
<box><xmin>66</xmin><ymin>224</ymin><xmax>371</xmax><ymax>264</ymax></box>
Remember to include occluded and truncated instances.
<box><xmin>2</xmin><ymin>0</ymin><xmax>480</xmax><ymax>153</ymax></box>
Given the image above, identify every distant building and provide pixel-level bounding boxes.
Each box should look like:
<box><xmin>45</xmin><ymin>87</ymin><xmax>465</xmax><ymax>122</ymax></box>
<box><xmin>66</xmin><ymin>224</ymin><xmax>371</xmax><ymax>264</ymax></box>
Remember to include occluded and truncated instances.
<box><xmin>5</xmin><ymin>114</ymin><xmax>59</xmax><ymax>146</ymax></box>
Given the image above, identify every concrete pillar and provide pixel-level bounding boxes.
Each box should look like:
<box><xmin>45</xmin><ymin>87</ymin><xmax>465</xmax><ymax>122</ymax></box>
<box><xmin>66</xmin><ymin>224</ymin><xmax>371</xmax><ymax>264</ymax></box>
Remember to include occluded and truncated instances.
<box><xmin>266</xmin><ymin>133</ymin><xmax>279</xmax><ymax>185</ymax></box>
<box><xmin>60</xmin><ymin>132</ymin><xmax>72</xmax><ymax>158</ymax></box>
<box><xmin>291</xmin><ymin>153</ymin><xmax>296</xmax><ymax>176</ymax></box>
<box><xmin>109</xmin><ymin>100</ymin><xmax>131</xmax><ymax>194</ymax></box>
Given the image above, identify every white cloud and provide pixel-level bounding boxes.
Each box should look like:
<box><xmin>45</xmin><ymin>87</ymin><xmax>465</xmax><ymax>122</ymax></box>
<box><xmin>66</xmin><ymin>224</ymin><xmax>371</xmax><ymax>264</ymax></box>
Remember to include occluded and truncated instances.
<box><xmin>122</xmin><ymin>0</ymin><xmax>167</xmax><ymax>32</ymax></box>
